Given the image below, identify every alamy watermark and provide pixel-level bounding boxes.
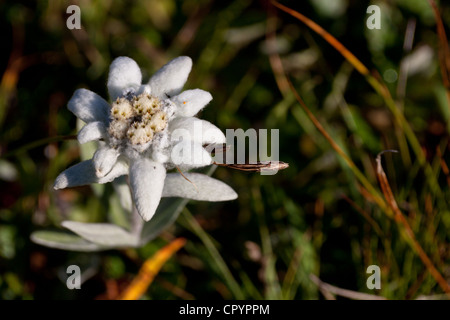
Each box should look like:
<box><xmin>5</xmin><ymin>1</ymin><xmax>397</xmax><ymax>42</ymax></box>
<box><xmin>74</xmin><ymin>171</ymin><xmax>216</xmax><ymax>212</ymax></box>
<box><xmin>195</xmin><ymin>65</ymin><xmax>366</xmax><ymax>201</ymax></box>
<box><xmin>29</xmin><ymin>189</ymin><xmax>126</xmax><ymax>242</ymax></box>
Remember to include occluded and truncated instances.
<box><xmin>170</xmin><ymin>125</ymin><xmax>283</xmax><ymax>175</ymax></box>
<box><xmin>66</xmin><ymin>265</ymin><xmax>81</xmax><ymax>289</ymax></box>
<box><xmin>66</xmin><ymin>5</ymin><xmax>81</xmax><ymax>30</ymax></box>
<box><xmin>366</xmin><ymin>265</ymin><xmax>381</xmax><ymax>290</ymax></box>
<box><xmin>366</xmin><ymin>5</ymin><xmax>381</xmax><ymax>30</ymax></box>
<box><xmin>67</xmin><ymin>4</ymin><xmax>382</xmax><ymax>31</ymax></box>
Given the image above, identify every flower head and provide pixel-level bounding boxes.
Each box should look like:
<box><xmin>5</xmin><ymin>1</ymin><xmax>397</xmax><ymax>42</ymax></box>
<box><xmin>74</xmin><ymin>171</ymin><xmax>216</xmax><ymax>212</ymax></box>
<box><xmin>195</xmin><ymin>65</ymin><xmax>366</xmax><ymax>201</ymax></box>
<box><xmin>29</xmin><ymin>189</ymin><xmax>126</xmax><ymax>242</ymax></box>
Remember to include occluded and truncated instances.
<box><xmin>55</xmin><ymin>56</ymin><xmax>236</xmax><ymax>221</ymax></box>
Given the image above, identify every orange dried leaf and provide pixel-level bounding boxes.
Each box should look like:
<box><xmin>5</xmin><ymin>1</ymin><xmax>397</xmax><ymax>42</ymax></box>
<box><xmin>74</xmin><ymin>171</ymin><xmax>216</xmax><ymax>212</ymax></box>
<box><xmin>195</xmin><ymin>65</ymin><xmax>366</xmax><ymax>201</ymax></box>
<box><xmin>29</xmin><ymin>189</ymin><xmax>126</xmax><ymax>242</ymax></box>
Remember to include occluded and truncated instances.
<box><xmin>119</xmin><ymin>238</ymin><xmax>187</xmax><ymax>300</ymax></box>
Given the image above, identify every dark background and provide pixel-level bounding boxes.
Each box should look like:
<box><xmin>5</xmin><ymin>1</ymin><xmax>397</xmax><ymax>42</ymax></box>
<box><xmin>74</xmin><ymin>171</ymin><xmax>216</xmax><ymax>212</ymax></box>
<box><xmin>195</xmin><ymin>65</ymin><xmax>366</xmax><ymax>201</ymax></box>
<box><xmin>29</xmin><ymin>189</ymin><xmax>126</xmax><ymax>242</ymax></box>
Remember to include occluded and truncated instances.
<box><xmin>0</xmin><ymin>0</ymin><xmax>449</xmax><ymax>299</ymax></box>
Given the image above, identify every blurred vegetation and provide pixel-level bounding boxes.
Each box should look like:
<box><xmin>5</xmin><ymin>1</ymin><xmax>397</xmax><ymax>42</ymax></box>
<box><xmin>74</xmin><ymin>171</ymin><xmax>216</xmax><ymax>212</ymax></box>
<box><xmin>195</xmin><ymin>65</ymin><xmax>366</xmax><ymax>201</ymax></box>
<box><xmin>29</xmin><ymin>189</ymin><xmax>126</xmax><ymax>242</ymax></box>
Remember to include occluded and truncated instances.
<box><xmin>1</xmin><ymin>0</ymin><xmax>450</xmax><ymax>299</ymax></box>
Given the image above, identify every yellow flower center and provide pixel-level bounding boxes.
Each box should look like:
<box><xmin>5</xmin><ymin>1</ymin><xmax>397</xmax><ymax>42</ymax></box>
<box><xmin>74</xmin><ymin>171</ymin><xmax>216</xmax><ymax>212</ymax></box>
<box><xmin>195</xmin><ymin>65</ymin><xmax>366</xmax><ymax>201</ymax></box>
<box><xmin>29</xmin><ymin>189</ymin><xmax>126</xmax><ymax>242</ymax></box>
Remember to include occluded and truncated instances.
<box><xmin>108</xmin><ymin>93</ymin><xmax>168</xmax><ymax>145</ymax></box>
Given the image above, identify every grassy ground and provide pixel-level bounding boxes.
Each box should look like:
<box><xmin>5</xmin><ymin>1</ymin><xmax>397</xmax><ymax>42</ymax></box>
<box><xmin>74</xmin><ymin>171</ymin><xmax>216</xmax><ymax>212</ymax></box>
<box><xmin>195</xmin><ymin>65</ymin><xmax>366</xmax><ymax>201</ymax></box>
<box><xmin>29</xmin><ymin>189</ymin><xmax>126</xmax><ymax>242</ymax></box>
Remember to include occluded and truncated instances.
<box><xmin>1</xmin><ymin>0</ymin><xmax>450</xmax><ymax>299</ymax></box>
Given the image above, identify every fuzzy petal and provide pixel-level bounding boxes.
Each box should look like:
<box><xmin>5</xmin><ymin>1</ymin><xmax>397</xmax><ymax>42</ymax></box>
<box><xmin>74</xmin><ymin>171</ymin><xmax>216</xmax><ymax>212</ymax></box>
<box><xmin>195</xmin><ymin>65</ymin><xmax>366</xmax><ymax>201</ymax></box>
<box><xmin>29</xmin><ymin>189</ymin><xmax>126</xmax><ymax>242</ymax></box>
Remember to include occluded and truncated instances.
<box><xmin>77</xmin><ymin>121</ymin><xmax>107</xmax><ymax>144</ymax></box>
<box><xmin>68</xmin><ymin>89</ymin><xmax>110</xmax><ymax>124</ymax></box>
<box><xmin>98</xmin><ymin>160</ymin><xmax>129</xmax><ymax>184</ymax></box>
<box><xmin>93</xmin><ymin>146</ymin><xmax>120</xmax><ymax>178</ymax></box>
<box><xmin>112</xmin><ymin>176</ymin><xmax>133</xmax><ymax>213</ymax></box>
<box><xmin>54</xmin><ymin>159</ymin><xmax>128</xmax><ymax>190</ymax></box>
<box><xmin>170</xmin><ymin>140</ymin><xmax>212</xmax><ymax>169</ymax></box>
<box><xmin>62</xmin><ymin>221</ymin><xmax>139</xmax><ymax>247</ymax></box>
<box><xmin>170</xmin><ymin>117</ymin><xmax>226</xmax><ymax>146</ymax></box>
<box><xmin>107</xmin><ymin>57</ymin><xmax>142</xmax><ymax>100</ymax></box>
<box><xmin>30</xmin><ymin>231</ymin><xmax>105</xmax><ymax>252</ymax></box>
<box><xmin>129</xmin><ymin>158</ymin><xmax>166</xmax><ymax>221</ymax></box>
<box><xmin>163</xmin><ymin>173</ymin><xmax>237</xmax><ymax>201</ymax></box>
<box><xmin>172</xmin><ymin>89</ymin><xmax>212</xmax><ymax>117</ymax></box>
<box><xmin>148</xmin><ymin>56</ymin><xmax>192</xmax><ymax>99</ymax></box>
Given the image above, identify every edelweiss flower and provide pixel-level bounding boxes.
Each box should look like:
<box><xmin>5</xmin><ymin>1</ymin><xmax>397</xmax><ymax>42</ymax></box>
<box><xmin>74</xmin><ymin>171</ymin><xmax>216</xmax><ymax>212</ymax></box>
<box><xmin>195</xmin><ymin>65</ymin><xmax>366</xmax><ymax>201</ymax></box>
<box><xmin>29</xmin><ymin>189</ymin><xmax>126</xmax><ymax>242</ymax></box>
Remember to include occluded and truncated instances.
<box><xmin>54</xmin><ymin>56</ymin><xmax>236</xmax><ymax>221</ymax></box>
